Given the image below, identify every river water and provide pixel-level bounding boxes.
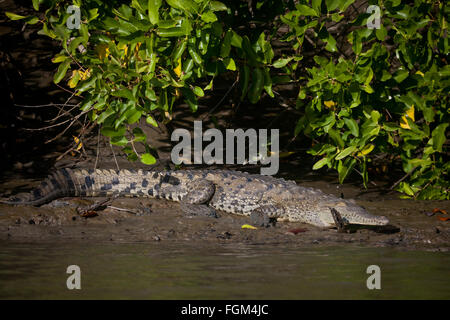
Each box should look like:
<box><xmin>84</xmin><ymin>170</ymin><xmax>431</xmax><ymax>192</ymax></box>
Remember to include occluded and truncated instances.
<box><xmin>0</xmin><ymin>241</ymin><xmax>448</xmax><ymax>299</ymax></box>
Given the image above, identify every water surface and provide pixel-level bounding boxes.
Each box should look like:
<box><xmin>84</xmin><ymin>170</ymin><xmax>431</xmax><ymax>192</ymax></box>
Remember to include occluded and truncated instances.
<box><xmin>0</xmin><ymin>241</ymin><xmax>448</xmax><ymax>299</ymax></box>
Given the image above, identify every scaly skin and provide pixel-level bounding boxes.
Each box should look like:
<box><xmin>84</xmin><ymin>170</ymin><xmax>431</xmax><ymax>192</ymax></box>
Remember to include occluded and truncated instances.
<box><xmin>0</xmin><ymin>168</ymin><xmax>389</xmax><ymax>227</ymax></box>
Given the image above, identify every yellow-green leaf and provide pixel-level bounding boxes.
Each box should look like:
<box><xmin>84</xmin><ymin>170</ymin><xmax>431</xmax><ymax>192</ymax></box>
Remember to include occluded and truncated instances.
<box><xmin>335</xmin><ymin>146</ymin><xmax>357</xmax><ymax>160</ymax></box>
<box><xmin>141</xmin><ymin>153</ymin><xmax>156</xmax><ymax>165</ymax></box>
<box><xmin>5</xmin><ymin>12</ymin><xmax>27</xmax><ymax>20</ymax></box>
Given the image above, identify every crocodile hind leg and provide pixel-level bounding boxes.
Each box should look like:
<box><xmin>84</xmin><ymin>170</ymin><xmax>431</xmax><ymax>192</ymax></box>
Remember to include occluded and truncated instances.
<box><xmin>180</xmin><ymin>179</ymin><xmax>217</xmax><ymax>218</ymax></box>
<box><xmin>250</xmin><ymin>204</ymin><xmax>281</xmax><ymax>227</ymax></box>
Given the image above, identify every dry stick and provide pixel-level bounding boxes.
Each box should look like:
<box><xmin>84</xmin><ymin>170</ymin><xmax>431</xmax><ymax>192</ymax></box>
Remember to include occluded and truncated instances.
<box><xmin>107</xmin><ymin>206</ymin><xmax>143</xmax><ymax>215</ymax></box>
<box><xmin>44</xmin><ymin>110</ymin><xmax>91</xmax><ymax>144</ymax></box>
<box><xmin>53</xmin><ymin>93</ymin><xmax>76</xmax><ymax>120</ymax></box>
<box><xmin>110</xmin><ymin>143</ymin><xmax>120</xmax><ymax>171</ymax></box>
<box><xmin>77</xmin><ymin>114</ymin><xmax>90</xmax><ymax>159</ymax></box>
<box><xmin>201</xmin><ymin>78</ymin><xmax>238</xmax><ymax>121</ymax></box>
<box><xmin>55</xmin><ymin>146</ymin><xmax>77</xmax><ymax>161</ymax></box>
<box><xmin>385</xmin><ymin>108</ymin><xmax>393</xmax><ymax>120</ymax></box>
<box><xmin>352</xmin><ymin>167</ymin><xmax>378</xmax><ymax>186</ymax></box>
<box><xmin>14</xmin><ymin>103</ymin><xmax>80</xmax><ymax>108</ymax></box>
<box><xmin>44</xmin><ymin>104</ymin><xmax>80</xmax><ymax>123</ymax></box>
<box><xmin>94</xmin><ymin>126</ymin><xmax>101</xmax><ymax>170</ymax></box>
<box><xmin>55</xmin><ymin>83</ymin><xmax>80</xmax><ymax>96</ymax></box>
<box><xmin>55</xmin><ymin>122</ymin><xmax>95</xmax><ymax>161</ymax></box>
<box><xmin>54</xmin><ymin>91</ymin><xmax>80</xmax><ymax>120</ymax></box>
<box><xmin>76</xmin><ymin>194</ymin><xmax>119</xmax><ymax>215</ymax></box>
<box><xmin>24</xmin><ymin>116</ymin><xmax>75</xmax><ymax>131</ymax></box>
<box><xmin>390</xmin><ymin>166</ymin><xmax>418</xmax><ymax>190</ymax></box>
<box><xmin>64</xmin><ymin>47</ymin><xmax>86</xmax><ymax>72</ymax></box>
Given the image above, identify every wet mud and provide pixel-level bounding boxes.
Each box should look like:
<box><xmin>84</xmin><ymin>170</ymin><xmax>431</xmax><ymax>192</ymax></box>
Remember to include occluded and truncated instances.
<box><xmin>0</xmin><ymin>177</ymin><xmax>448</xmax><ymax>252</ymax></box>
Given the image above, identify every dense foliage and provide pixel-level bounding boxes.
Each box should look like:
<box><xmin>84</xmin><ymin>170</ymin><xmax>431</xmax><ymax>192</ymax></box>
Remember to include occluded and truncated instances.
<box><xmin>6</xmin><ymin>0</ymin><xmax>449</xmax><ymax>199</ymax></box>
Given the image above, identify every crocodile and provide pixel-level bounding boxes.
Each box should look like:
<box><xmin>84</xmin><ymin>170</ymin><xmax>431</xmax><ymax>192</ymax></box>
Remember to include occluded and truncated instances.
<box><xmin>0</xmin><ymin>168</ymin><xmax>389</xmax><ymax>228</ymax></box>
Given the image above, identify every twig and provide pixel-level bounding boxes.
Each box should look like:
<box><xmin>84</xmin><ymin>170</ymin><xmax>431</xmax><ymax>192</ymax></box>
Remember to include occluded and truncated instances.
<box><xmin>76</xmin><ymin>194</ymin><xmax>119</xmax><ymax>216</ymax></box>
<box><xmin>44</xmin><ymin>110</ymin><xmax>91</xmax><ymax>144</ymax></box>
<box><xmin>94</xmin><ymin>126</ymin><xmax>101</xmax><ymax>170</ymax></box>
<box><xmin>201</xmin><ymin>77</ymin><xmax>238</xmax><ymax>120</ymax></box>
<box><xmin>107</xmin><ymin>206</ymin><xmax>146</xmax><ymax>215</ymax></box>
<box><xmin>55</xmin><ymin>83</ymin><xmax>79</xmax><ymax>96</ymax></box>
<box><xmin>14</xmin><ymin>103</ymin><xmax>80</xmax><ymax>108</ymax></box>
<box><xmin>45</xmin><ymin>104</ymin><xmax>80</xmax><ymax>123</ymax></box>
<box><xmin>110</xmin><ymin>143</ymin><xmax>120</xmax><ymax>171</ymax></box>
<box><xmin>24</xmin><ymin>116</ymin><xmax>75</xmax><ymax>131</ymax></box>
<box><xmin>390</xmin><ymin>166</ymin><xmax>418</xmax><ymax>190</ymax></box>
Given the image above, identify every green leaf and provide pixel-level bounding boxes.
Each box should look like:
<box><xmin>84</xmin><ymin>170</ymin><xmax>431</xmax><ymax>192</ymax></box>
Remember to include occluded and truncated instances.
<box><xmin>210</xmin><ymin>1</ymin><xmax>227</xmax><ymax>11</ymax></box>
<box><xmin>201</xmin><ymin>11</ymin><xmax>218</xmax><ymax>23</ymax></box>
<box><xmin>335</xmin><ymin>146</ymin><xmax>357</xmax><ymax>160</ymax></box>
<box><xmin>376</xmin><ymin>25</ymin><xmax>387</xmax><ymax>41</ymax></box>
<box><xmin>220</xmin><ymin>30</ymin><xmax>232</xmax><ymax>58</ymax></box>
<box><xmin>32</xmin><ymin>0</ymin><xmax>40</xmax><ymax>10</ymax></box>
<box><xmin>53</xmin><ymin>59</ymin><xmax>71</xmax><ymax>84</ymax></box>
<box><xmin>343</xmin><ymin>118</ymin><xmax>359</xmax><ymax>137</ymax></box>
<box><xmin>146</xmin><ymin>115</ymin><xmax>158</xmax><ymax>127</ymax></box>
<box><xmin>325</xmin><ymin>0</ymin><xmax>340</xmax><ymax>11</ymax></box>
<box><xmin>431</xmin><ymin>123</ymin><xmax>449</xmax><ymax>152</ymax></box>
<box><xmin>381</xmin><ymin>70</ymin><xmax>392</xmax><ymax>81</ymax></box>
<box><xmin>101</xmin><ymin>126</ymin><xmax>126</xmax><ymax>137</ymax></box>
<box><xmin>223</xmin><ymin>57</ymin><xmax>236</xmax><ymax>71</ymax></box>
<box><xmin>313</xmin><ymin>157</ymin><xmax>329</xmax><ymax>170</ymax></box>
<box><xmin>328</xmin><ymin>129</ymin><xmax>345</xmax><ymax>148</ymax></box>
<box><xmin>133</xmin><ymin>127</ymin><xmax>146</xmax><ymax>142</ymax></box>
<box><xmin>24</xmin><ymin>16</ymin><xmax>39</xmax><ymax>24</ymax></box>
<box><xmin>166</xmin><ymin>0</ymin><xmax>199</xmax><ymax>13</ymax></box>
<box><xmin>312</xmin><ymin>0</ymin><xmax>322</xmax><ymax>15</ymax></box>
<box><xmin>398</xmin><ymin>182</ymin><xmax>415</xmax><ymax>196</ymax></box>
<box><xmin>338</xmin><ymin>158</ymin><xmax>356</xmax><ymax>184</ymax></box>
<box><xmin>77</xmin><ymin>76</ymin><xmax>96</xmax><ymax>93</ymax></box>
<box><xmin>126</xmin><ymin>110</ymin><xmax>142</xmax><ymax>124</ymax></box>
<box><xmin>394</xmin><ymin>69</ymin><xmax>409</xmax><ymax>83</ymax></box>
<box><xmin>145</xmin><ymin>87</ymin><xmax>157</xmax><ymax>101</ymax></box>
<box><xmin>242</xmin><ymin>36</ymin><xmax>258</xmax><ymax>63</ymax></box>
<box><xmin>141</xmin><ymin>153</ymin><xmax>156</xmax><ymax>165</ymax></box>
<box><xmin>5</xmin><ymin>12</ymin><xmax>27</xmax><ymax>20</ymax></box>
<box><xmin>272</xmin><ymin>57</ymin><xmax>293</xmax><ymax>68</ymax></box>
<box><xmin>110</xmin><ymin>136</ymin><xmax>129</xmax><ymax>146</ymax></box>
<box><xmin>112</xmin><ymin>88</ymin><xmax>136</xmax><ymax>101</ymax></box>
<box><xmin>230</xmin><ymin>31</ymin><xmax>242</xmax><ymax>48</ymax></box>
<box><xmin>263</xmin><ymin>68</ymin><xmax>274</xmax><ymax>98</ymax></box>
<box><xmin>181</xmin><ymin>88</ymin><xmax>198</xmax><ymax>112</ymax></box>
<box><xmin>97</xmin><ymin>108</ymin><xmax>115</xmax><ymax>124</ymax></box>
<box><xmin>325</xmin><ymin>34</ymin><xmax>337</xmax><ymax>52</ymax></box>
<box><xmin>148</xmin><ymin>0</ymin><xmax>162</xmax><ymax>25</ymax></box>
<box><xmin>295</xmin><ymin>5</ymin><xmax>319</xmax><ymax>17</ymax></box>
<box><xmin>193</xmin><ymin>86</ymin><xmax>205</xmax><ymax>97</ymax></box>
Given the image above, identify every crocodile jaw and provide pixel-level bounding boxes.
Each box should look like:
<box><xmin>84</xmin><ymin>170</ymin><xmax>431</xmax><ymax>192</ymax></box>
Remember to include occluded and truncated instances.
<box><xmin>317</xmin><ymin>201</ymin><xmax>389</xmax><ymax>227</ymax></box>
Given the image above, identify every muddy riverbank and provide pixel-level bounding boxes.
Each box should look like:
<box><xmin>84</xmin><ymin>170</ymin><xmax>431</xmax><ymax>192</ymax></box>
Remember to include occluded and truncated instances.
<box><xmin>0</xmin><ymin>172</ymin><xmax>448</xmax><ymax>252</ymax></box>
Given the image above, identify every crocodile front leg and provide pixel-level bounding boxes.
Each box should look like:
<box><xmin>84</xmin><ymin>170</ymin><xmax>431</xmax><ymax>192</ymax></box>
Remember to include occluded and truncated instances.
<box><xmin>180</xmin><ymin>179</ymin><xmax>217</xmax><ymax>218</ymax></box>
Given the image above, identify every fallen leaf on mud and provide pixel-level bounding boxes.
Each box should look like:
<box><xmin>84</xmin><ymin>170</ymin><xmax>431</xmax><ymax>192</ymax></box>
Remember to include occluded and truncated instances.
<box><xmin>288</xmin><ymin>228</ymin><xmax>308</xmax><ymax>235</ymax></box>
<box><xmin>80</xmin><ymin>211</ymin><xmax>98</xmax><ymax>218</ymax></box>
<box><xmin>433</xmin><ymin>208</ymin><xmax>448</xmax><ymax>215</ymax></box>
<box><xmin>241</xmin><ymin>224</ymin><xmax>258</xmax><ymax>230</ymax></box>
<box><xmin>437</xmin><ymin>216</ymin><xmax>450</xmax><ymax>222</ymax></box>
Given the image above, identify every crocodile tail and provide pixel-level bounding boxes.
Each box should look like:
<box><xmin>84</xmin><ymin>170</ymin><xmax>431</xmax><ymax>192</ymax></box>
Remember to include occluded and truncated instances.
<box><xmin>0</xmin><ymin>168</ymin><xmax>76</xmax><ymax>206</ymax></box>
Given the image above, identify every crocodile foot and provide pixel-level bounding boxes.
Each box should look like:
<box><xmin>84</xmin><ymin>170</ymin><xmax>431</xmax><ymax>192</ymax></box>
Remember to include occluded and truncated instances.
<box><xmin>180</xmin><ymin>203</ymin><xmax>218</xmax><ymax>218</ymax></box>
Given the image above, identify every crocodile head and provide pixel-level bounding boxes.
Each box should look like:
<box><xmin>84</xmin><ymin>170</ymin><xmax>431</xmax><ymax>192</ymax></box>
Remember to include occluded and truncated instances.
<box><xmin>317</xmin><ymin>199</ymin><xmax>389</xmax><ymax>227</ymax></box>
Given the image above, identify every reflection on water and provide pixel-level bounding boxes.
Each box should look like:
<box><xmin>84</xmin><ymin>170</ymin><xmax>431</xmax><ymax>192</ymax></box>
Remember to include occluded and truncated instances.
<box><xmin>0</xmin><ymin>241</ymin><xmax>448</xmax><ymax>299</ymax></box>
